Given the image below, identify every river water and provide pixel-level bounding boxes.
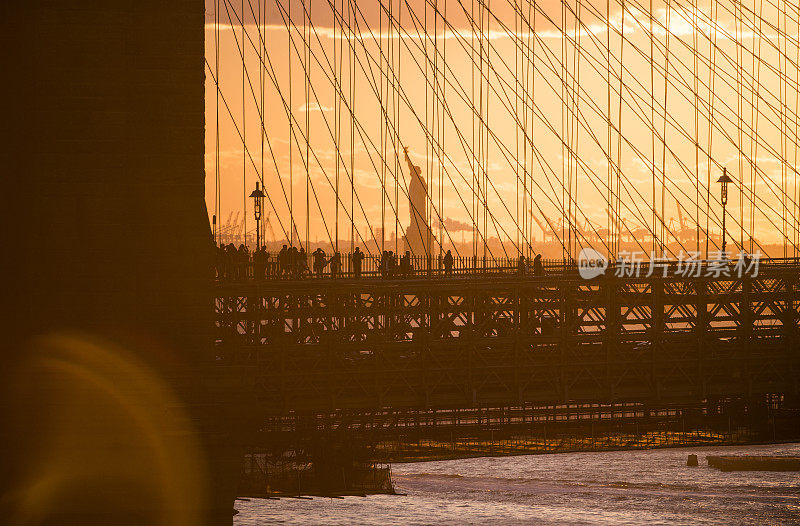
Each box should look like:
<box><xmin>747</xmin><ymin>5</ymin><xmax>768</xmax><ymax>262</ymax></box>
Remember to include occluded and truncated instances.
<box><xmin>233</xmin><ymin>442</ymin><xmax>800</xmax><ymax>525</ymax></box>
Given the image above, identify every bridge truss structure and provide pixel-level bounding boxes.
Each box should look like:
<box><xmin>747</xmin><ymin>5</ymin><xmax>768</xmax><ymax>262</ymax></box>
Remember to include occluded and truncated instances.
<box><xmin>207</xmin><ymin>0</ymin><xmax>800</xmax><ymax>471</ymax></box>
<box><xmin>217</xmin><ymin>259</ymin><xmax>799</xmax><ymax>457</ymax></box>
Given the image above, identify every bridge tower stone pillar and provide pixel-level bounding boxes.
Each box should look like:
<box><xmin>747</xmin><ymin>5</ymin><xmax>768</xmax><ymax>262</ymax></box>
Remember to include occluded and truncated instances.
<box><xmin>3</xmin><ymin>2</ymin><xmax>249</xmax><ymax>524</ymax></box>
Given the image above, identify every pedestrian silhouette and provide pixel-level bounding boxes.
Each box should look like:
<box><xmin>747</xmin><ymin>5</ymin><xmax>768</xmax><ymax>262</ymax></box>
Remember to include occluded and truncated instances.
<box><xmin>329</xmin><ymin>252</ymin><xmax>341</xmax><ymax>279</ymax></box>
<box><xmin>298</xmin><ymin>247</ymin><xmax>309</xmax><ymax>278</ymax></box>
<box><xmin>313</xmin><ymin>248</ymin><xmax>326</xmax><ymax>278</ymax></box>
<box><xmin>352</xmin><ymin>247</ymin><xmax>364</xmax><ymax>279</ymax></box>
<box><xmin>278</xmin><ymin>244</ymin><xmax>289</xmax><ymax>278</ymax></box>
<box><xmin>216</xmin><ymin>243</ymin><xmax>227</xmax><ymax>280</ymax></box>
<box><xmin>237</xmin><ymin>244</ymin><xmax>249</xmax><ymax>280</ymax></box>
<box><xmin>401</xmin><ymin>251</ymin><xmax>411</xmax><ymax>277</ymax></box>
<box><xmin>288</xmin><ymin>246</ymin><xmax>299</xmax><ymax>279</ymax></box>
<box><xmin>533</xmin><ymin>253</ymin><xmax>543</xmax><ymax>276</ymax></box>
<box><xmin>379</xmin><ymin>251</ymin><xmax>389</xmax><ymax>279</ymax></box>
<box><xmin>387</xmin><ymin>251</ymin><xmax>396</xmax><ymax>278</ymax></box>
<box><xmin>253</xmin><ymin>246</ymin><xmax>268</xmax><ymax>280</ymax></box>
<box><xmin>224</xmin><ymin>243</ymin><xmax>237</xmax><ymax>281</ymax></box>
<box><xmin>443</xmin><ymin>250</ymin><xmax>454</xmax><ymax>276</ymax></box>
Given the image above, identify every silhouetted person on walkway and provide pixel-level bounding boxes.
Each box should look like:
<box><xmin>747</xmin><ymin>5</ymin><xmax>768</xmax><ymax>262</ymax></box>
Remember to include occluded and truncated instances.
<box><xmin>387</xmin><ymin>251</ymin><xmax>396</xmax><ymax>278</ymax></box>
<box><xmin>298</xmin><ymin>247</ymin><xmax>309</xmax><ymax>278</ymax></box>
<box><xmin>379</xmin><ymin>251</ymin><xmax>389</xmax><ymax>279</ymax></box>
<box><xmin>216</xmin><ymin>243</ymin><xmax>227</xmax><ymax>280</ymax></box>
<box><xmin>224</xmin><ymin>244</ymin><xmax>236</xmax><ymax>281</ymax></box>
<box><xmin>253</xmin><ymin>246</ymin><xmax>268</xmax><ymax>280</ymax></box>
<box><xmin>313</xmin><ymin>248</ymin><xmax>326</xmax><ymax>278</ymax></box>
<box><xmin>352</xmin><ymin>247</ymin><xmax>364</xmax><ymax>278</ymax></box>
<box><xmin>517</xmin><ymin>254</ymin><xmax>526</xmax><ymax>275</ymax></box>
<box><xmin>288</xmin><ymin>246</ymin><xmax>299</xmax><ymax>279</ymax></box>
<box><xmin>401</xmin><ymin>251</ymin><xmax>411</xmax><ymax>277</ymax></box>
<box><xmin>263</xmin><ymin>250</ymin><xmax>274</xmax><ymax>278</ymax></box>
<box><xmin>228</xmin><ymin>243</ymin><xmax>237</xmax><ymax>279</ymax></box>
<box><xmin>329</xmin><ymin>252</ymin><xmax>341</xmax><ymax>279</ymax></box>
<box><xmin>278</xmin><ymin>244</ymin><xmax>289</xmax><ymax>278</ymax></box>
<box><xmin>237</xmin><ymin>244</ymin><xmax>249</xmax><ymax>280</ymax></box>
<box><xmin>250</xmin><ymin>246</ymin><xmax>259</xmax><ymax>281</ymax></box>
<box><xmin>443</xmin><ymin>249</ymin><xmax>454</xmax><ymax>276</ymax></box>
<box><xmin>533</xmin><ymin>253</ymin><xmax>543</xmax><ymax>276</ymax></box>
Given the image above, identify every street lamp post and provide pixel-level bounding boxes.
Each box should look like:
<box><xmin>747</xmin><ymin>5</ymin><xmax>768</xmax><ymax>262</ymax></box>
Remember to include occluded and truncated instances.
<box><xmin>717</xmin><ymin>168</ymin><xmax>732</xmax><ymax>255</ymax></box>
<box><xmin>249</xmin><ymin>182</ymin><xmax>266</xmax><ymax>250</ymax></box>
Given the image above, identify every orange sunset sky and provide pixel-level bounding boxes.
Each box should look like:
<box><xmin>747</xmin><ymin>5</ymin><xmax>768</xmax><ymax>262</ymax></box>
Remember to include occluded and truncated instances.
<box><xmin>204</xmin><ymin>0</ymin><xmax>800</xmax><ymax>254</ymax></box>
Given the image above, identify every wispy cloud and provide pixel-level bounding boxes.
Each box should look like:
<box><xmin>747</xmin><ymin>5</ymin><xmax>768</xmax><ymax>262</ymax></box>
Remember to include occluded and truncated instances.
<box><xmin>204</xmin><ymin>6</ymin><xmax>766</xmax><ymax>43</ymax></box>
<box><xmin>298</xmin><ymin>102</ymin><xmax>333</xmax><ymax>113</ymax></box>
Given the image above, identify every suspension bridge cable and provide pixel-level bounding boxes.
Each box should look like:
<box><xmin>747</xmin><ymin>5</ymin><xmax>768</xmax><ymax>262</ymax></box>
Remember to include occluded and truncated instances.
<box><xmin>215</xmin><ymin>0</ymin><xmax>800</xmax><ymax>262</ymax></box>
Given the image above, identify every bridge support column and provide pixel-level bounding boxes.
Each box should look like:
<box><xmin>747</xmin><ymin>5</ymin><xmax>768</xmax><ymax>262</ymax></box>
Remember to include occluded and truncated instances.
<box><xmin>604</xmin><ymin>275</ymin><xmax>619</xmax><ymax>401</ymax></box>
<box><xmin>559</xmin><ymin>283</ymin><xmax>576</xmax><ymax>403</ymax></box>
<box><xmin>515</xmin><ymin>283</ymin><xmax>523</xmax><ymax>403</ymax></box>
<box><xmin>696</xmin><ymin>278</ymin><xmax>709</xmax><ymax>399</ymax></box>
<box><xmin>652</xmin><ymin>279</ymin><xmax>664</xmax><ymax>401</ymax></box>
<box><xmin>741</xmin><ymin>275</ymin><xmax>753</xmax><ymax>397</ymax></box>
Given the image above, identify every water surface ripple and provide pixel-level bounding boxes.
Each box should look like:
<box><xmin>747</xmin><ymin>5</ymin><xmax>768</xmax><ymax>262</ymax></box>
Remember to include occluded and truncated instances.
<box><xmin>234</xmin><ymin>442</ymin><xmax>800</xmax><ymax>525</ymax></box>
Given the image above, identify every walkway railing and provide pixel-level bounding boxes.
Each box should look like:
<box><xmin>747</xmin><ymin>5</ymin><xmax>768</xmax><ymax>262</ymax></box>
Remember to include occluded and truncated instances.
<box><xmin>215</xmin><ymin>250</ymin><xmax>800</xmax><ymax>282</ymax></box>
<box><xmin>216</xmin><ymin>252</ymin><xmax>566</xmax><ymax>281</ymax></box>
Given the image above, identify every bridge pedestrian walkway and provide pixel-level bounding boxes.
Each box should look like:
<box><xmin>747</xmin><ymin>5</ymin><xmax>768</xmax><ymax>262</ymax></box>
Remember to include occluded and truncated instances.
<box><xmin>215</xmin><ymin>255</ymin><xmax>799</xmax><ymax>417</ymax></box>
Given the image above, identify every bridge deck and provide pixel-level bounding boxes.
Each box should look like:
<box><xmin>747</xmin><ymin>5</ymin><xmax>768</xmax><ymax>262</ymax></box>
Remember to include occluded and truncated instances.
<box><xmin>216</xmin><ymin>260</ymin><xmax>799</xmax><ymax>417</ymax></box>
